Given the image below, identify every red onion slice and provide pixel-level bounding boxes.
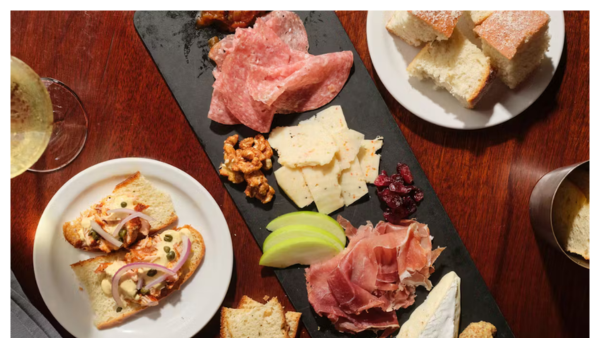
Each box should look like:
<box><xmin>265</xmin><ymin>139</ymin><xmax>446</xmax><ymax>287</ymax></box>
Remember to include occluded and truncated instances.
<box><xmin>111</xmin><ymin>212</ymin><xmax>156</xmax><ymax>237</ymax></box>
<box><xmin>137</xmin><ymin>277</ymin><xmax>143</xmax><ymax>290</ymax></box>
<box><xmin>111</xmin><ymin>262</ymin><xmax>176</xmax><ymax>307</ymax></box>
<box><xmin>144</xmin><ymin>235</ymin><xmax>191</xmax><ymax>290</ymax></box>
<box><xmin>90</xmin><ymin>220</ymin><xmax>122</xmax><ymax>248</ymax></box>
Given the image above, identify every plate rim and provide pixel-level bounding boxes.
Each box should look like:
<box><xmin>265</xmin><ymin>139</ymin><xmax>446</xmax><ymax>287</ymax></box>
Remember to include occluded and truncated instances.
<box><xmin>32</xmin><ymin>157</ymin><xmax>233</xmax><ymax>337</ymax></box>
<box><xmin>366</xmin><ymin>10</ymin><xmax>566</xmax><ymax>130</ymax></box>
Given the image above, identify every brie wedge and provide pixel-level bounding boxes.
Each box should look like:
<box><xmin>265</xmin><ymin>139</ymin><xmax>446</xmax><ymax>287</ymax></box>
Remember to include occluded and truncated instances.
<box><xmin>398</xmin><ymin>271</ymin><xmax>461</xmax><ymax>338</ymax></box>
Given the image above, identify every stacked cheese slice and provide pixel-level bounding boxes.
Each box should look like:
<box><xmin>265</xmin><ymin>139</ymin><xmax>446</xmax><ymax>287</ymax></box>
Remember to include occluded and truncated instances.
<box><xmin>269</xmin><ymin>106</ymin><xmax>383</xmax><ymax>214</ymax></box>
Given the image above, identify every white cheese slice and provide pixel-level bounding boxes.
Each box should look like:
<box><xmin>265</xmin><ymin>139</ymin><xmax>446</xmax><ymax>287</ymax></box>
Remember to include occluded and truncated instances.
<box><xmin>358</xmin><ymin>137</ymin><xmax>384</xmax><ymax>184</ymax></box>
<box><xmin>332</xmin><ymin>129</ymin><xmax>365</xmax><ymax>170</ymax></box>
<box><xmin>274</xmin><ymin>166</ymin><xmax>314</xmax><ymax>208</ymax></box>
<box><xmin>340</xmin><ymin>159</ymin><xmax>368</xmax><ymax>206</ymax></box>
<box><xmin>397</xmin><ymin>271</ymin><xmax>461</xmax><ymax>338</ymax></box>
<box><xmin>299</xmin><ymin>105</ymin><xmax>347</xmax><ymax>133</ymax></box>
<box><xmin>301</xmin><ymin>160</ymin><xmax>344</xmax><ymax>215</ymax></box>
<box><xmin>268</xmin><ymin>124</ymin><xmax>338</xmax><ymax>168</ymax></box>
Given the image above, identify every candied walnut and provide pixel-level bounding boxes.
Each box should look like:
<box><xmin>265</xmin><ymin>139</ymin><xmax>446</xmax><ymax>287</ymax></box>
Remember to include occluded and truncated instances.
<box><xmin>219</xmin><ymin>135</ymin><xmax>244</xmax><ymax>183</ymax></box>
<box><xmin>234</xmin><ymin>148</ymin><xmax>263</xmax><ymax>173</ymax></box>
<box><xmin>244</xmin><ymin>170</ymin><xmax>275</xmax><ymax>204</ymax></box>
<box><xmin>219</xmin><ymin>134</ymin><xmax>275</xmax><ymax>203</ymax></box>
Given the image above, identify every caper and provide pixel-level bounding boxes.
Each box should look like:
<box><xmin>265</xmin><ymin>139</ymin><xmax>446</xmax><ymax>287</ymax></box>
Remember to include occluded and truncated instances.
<box><xmin>164</xmin><ymin>234</ymin><xmax>173</xmax><ymax>242</ymax></box>
<box><xmin>119</xmin><ymin>228</ymin><xmax>127</xmax><ymax>240</ymax></box>
<box><xmin>140</xmin><ymin>288</ymin><xmax>149</xmax><ymax>295</ymax></box>
<box><xmin>121</xmin><ymin>201</ymin><xmax>127</xmax><ymax>208</ymax></box>
<box><xmin>147</xmin><ymin>269</ymin><xmax>157</xmax><ymax>277</ymax></box>
<box><xmin>167</xmin><ymin>251</ymin><xmax>176</xmax><ymax>261</ymax></box>
<box><xmin>163</xmin><ymin>246</ymin><xmax>171</xmax><ymax>253</ymax></box>
<box><xmin>89</xmin><ymin>230</ymin><xmax>100</xmax><ymax>241</ymax></box>
<box><xmin>116</xmin><ymin>307</ymin><xmax>122</xmax><ymax>312</ymax></box>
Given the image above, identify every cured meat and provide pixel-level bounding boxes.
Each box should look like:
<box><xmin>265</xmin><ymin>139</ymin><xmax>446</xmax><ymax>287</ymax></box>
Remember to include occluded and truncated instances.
<box><xmin>206</xmin><ymin>11</ymin><xmax>354</xmax><ymax>132</ymax></box>
<box><xmin>207</xmin><ymin>70</ymin><xmax>240</xmax><ymax>125</ymax></box>
<box><xmin>260</xmin><ymin>11</ymin><xmax>309</xmax><ymax>52</ymax></box>
<box><xmin>208</xmin><ymin>35</ymin><xmax>237</xmax><ymax>71</ymax></box>
<box><xmin>214</xmin><ymin>21</ymin><xmax>295</xmax><ymax>132</ymax></box>
<box><xmin>247</xmin><ymin>51</ymin><xmax>353</xmax><ymax>112</ymax></box>
<box><xmin>305</xmin><ymin>216</ymin><xmax>444</xmax><ymax>334</ymax></box>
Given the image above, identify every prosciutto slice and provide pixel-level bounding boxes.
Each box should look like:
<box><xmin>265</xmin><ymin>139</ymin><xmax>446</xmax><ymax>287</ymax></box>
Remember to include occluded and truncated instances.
<box><xmin>305</xmin><ymin>216</ymin><xmax>444</xmax><ymax>334</ymax></box>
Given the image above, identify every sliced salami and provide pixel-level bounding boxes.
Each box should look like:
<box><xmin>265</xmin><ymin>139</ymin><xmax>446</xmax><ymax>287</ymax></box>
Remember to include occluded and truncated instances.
<box><xmin>247</xmin><ymin>51</ymin><xmax>354</xmax><ymax>112</ymax></box>
<box><xmin>215</xmin><ymin>20</ymin><xmax>297</xmax><ymax>132</ymax></box>
<box><xmin>260</xmin><ymin>11</ymin><xmax>309</xmax><ymax>52</ymax></box>
<box><xmin>207</xmin><ymin>69</ymin><xmax>240</xmax><ymax>124</ymax></box>
<box><xmin>208</xmin><ymin>34</ymin><xmax>237</xmax><ymax>71</ymax></box>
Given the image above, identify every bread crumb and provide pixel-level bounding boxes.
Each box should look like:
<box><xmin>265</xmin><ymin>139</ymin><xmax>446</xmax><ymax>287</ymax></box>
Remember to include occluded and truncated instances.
<box><xmin>79</xmin><ymin>287</ymin><xmax>83</xmax><ymax>291</ymax></box>
<box><xmin>263</xmin><ymin>295</ymin><xmax>270</xmax><ymax>301</ymax></box>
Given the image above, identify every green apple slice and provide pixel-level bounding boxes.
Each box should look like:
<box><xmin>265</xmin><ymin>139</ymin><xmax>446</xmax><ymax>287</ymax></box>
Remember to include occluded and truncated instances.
<box><xmin>266</xmin><ymin>211</ymin><xmax>346</xmax><ymax>245</ymax></box>
<box><xmin>259</xmin><ymin>237</ymin><xmax>342</xmax><ymax>268</ymax></box>
<box><xmin>263</xmin><ymin>225</ymin><xmax>344</xmax><ymax>252</ymax></box>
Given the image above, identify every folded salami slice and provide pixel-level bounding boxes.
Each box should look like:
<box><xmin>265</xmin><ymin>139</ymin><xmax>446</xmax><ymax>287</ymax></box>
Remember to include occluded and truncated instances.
<box><xmin>215</xmin><ymin>20</ymin><xmax>297</xmax><ymax>132</ymax></box>
<box><xmin>208</xmin><ymin>35</ymin><xmax>237</xmax><ymax>71</ymax></box>
<box><xmin>207</xmin><ymin>70</ymin><xmax>240</xmax><ymax>125</ymax></box>
<box><xmin>247</xmin><ymin>51</ymin><xmax>354</xmax><ymax>112</ymax></box>
<box><xmin>261</xmin><ymin>11</ymin><xmax>309</xmax><ymax>52</ymax></box>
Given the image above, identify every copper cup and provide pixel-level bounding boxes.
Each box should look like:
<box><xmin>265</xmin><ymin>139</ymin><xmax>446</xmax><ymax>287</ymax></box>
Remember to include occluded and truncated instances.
<box><xmin>529</xmin><ymin>160</ymin><xmax>589</xmax><ymax>269</ymax></box>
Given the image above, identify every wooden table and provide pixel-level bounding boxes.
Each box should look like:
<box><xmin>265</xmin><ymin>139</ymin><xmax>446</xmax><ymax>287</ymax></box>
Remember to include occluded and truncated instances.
<box><xmin>11</xmin><ymin>11</ymin><xmax>589</xmax><ymax>338</ymax></box>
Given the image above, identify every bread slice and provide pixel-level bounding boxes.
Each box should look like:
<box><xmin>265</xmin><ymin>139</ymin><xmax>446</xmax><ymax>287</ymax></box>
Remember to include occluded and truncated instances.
<box><xmin>474</xmin><ymin>11</ymin><xmax>550</xmax><ymax>89</ymax></box>
<box><xmin>386</xmin><ymin>11</ymin><xmax>462</xmax><ymax>46</ymax></box>
<box><xmin>552</xmin><ymin>179</ymin><xmax>590</xmax><ymax>260</ymax></box>
<box><xmin>63</xmin><ymin>172</ymin><xmax>178</xmax><ymax>252</ymax></box>
<box><xmin>221</xmin><ymin>296</ymin><xmax>301</xmax><ymax>338</ymax></box>
<box><xmin>460</xmin><ymin>321</ymin><xmax>497</xmax><ymax>338</ymax></box>
<box><xmin>71</xmin><ymin>225</ymin><xmax>204</xmax><ymax>329</ymax></box>
<box><xmin>407</xmin><ymin>30</ymin><xmax>494</xmax><ymax>108</ymax></box>
<box><xmin>239</xmin><ymin>296</ymin><xmax>301</xmax><ymax>338</ymax></box>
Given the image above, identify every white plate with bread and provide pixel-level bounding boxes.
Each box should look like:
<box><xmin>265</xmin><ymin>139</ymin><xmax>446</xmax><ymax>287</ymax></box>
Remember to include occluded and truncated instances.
<box><xmin>366</xmin><ymin>11</ymin><xmax>565</xmax><ymax>129</ymax></box>
<box><xmin>33</xmin><ymin>158</ymin><xmax>233</xmax><ymax>338</ymax></box>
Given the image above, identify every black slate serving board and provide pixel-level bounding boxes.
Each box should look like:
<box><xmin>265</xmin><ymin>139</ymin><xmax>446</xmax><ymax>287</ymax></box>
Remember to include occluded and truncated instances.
<box><xmin>134</xmin><ymin>11</ymin><xmax>514</xmax><ymax>338</ymax></box>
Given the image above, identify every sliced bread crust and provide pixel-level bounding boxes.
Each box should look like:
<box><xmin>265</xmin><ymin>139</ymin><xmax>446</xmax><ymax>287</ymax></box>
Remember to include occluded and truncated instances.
<box><xmin>71</xmin><ymin>225</ymin><xmax>204</xmax><ymax>329</ymax></box>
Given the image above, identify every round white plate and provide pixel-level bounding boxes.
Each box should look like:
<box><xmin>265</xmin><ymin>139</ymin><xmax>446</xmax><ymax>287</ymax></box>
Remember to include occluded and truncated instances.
<box><xmin>366</xmin><ymin>11</ymin><xmax>565</xmax><ymax>129</ymax></box>
<box><xmin>33</xmin><ymin>158</ymin><xmax>233</xmax><ymax>338</ymax></box>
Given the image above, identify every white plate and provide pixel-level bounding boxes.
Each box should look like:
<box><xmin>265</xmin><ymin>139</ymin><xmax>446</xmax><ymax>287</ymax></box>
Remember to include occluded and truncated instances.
<box><xmin>33</xmin><ymin>158</ymin><xmax>233</xmax><ymax>338</ymax></box>
<box><xmin>366</xmin><ymin>11</ymin><xmax>565</xmax><ymax>129</ymax></box>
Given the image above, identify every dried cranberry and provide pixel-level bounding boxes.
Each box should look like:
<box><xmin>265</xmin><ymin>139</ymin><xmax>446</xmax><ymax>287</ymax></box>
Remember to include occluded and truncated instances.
<box><xmin>389</xmin><ymin>182</ymin><xmax>412</xmax><ymax>195</ymax></box>
<box><xmin>384</xmin><ymin>205</ymin><xmax>411</xmax><ymax>223</ymax></box>
<box><xmin>374</xmin><ymin>174</ymin><xmax>392</xmax><ymax>187</ymax></box>
<box><xmin>379</xmin><ymin>189</ymin><xmax>404</xmax><ymax>209</ymax></box>
<box><xmin>411</xmin><ymin>187</ymin><xmax>424</xmax><ymax>203</ymax></box>
<box><xmin>390</xmin><ymin>174</ymin><xmax>404</xmax><ymax>183</ymax></box>
<box><xmin>396</xmin><ymin>163</ymin><xmax>413</xmax><ymax>184</ymax></box>
<box><xmin>402</xmin><ymin>196</ymin><xmax>417</xmax><ymax>214</ymax></box>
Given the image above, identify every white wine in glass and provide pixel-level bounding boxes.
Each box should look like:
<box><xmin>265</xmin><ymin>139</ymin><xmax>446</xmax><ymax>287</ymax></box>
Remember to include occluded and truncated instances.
<box><xmin>10</xmin><ymin>56</ymin><xmax>88</xmax><ymax>178</ymax></box>
<box><xmin>11</xmin><ymin>56</ymin><xmax>53</xmax><ymax>178</ymax></box>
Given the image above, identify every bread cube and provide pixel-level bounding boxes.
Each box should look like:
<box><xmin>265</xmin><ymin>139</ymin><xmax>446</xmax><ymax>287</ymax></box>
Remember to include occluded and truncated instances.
<box><xmin>474</xmin><ymin>11</ymin><xmax>550</xmax><ymax>89</ymax></box>
<box><xmin>386</xmin><ymin>11</ymin><xmax>462</xmax><ymax>46</ymax></box>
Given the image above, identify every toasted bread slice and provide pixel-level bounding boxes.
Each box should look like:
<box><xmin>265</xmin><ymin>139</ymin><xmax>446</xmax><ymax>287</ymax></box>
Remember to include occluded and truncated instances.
<box><xmin>238</xmin><ymin>296</ymin><xmax>301</xmax><ymax>338</ymax></box>
<box><xmin>386</xmin><ymin>11</ymin><xmax>462</xmax><ymax>46</ymax></box>
<box><xmin>71</xmin><ymin>225</ymin><xmax>204</xmax><ymax>329</ymax></box>
<box><xmin>63</xmin><ymin>172</ymin><xmax>178</xmax><ymax>252</ymax></box>
<box><xmin>220</xmin><ymin>296</ymin><xmax>300</xmax><ymax>338</ymax></box>
<box><xmin>407</xmin><ymin>30</ymin><xmax>494</xmax><ymax>108</ymax></box>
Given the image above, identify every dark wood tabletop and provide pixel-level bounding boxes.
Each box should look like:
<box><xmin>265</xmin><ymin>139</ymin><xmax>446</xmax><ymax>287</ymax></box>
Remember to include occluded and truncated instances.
<box><xmin>11</xmin><ymin>11</ymin><xmax>589</xmax><ymax>338</ymax></box>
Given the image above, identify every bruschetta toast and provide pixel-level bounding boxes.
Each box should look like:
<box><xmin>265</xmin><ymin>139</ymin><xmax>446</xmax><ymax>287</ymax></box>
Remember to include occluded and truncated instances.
<box><xmin>71</xmin><ymin>225</ymin><xmax>204</xmax><ymax>329</ymax></box>
<box><xmin>63</xmin><ymin>172</ymin><xmax>178</xmax><ymax>252</ymax></box>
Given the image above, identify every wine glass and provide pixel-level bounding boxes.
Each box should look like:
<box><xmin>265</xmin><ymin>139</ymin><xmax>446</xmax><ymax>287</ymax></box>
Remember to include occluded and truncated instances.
<box><xmin>10</xmin><ymin>56</ymin><xmax>88</xmax><ymax>178</ymax></box>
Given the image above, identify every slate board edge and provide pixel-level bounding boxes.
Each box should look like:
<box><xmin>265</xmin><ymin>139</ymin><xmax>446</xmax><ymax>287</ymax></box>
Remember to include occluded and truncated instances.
<box><xmin>132</xmin><ymin>11</ymin><xmax>514</xmax><ymax>338</ymax></box>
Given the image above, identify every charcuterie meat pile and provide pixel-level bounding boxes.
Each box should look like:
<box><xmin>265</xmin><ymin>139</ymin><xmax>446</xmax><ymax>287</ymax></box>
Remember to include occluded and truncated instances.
<box><xmin>305</xmin><ymin>216</ymin><xmax>444</xmax><ymax>334</ymax></box>
<box><xmin>207</xmin><ymin>11</ymin><xmax>354</xmax><ymax>132</ymax></box>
